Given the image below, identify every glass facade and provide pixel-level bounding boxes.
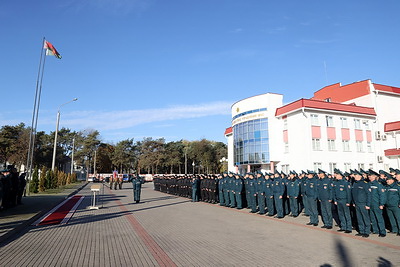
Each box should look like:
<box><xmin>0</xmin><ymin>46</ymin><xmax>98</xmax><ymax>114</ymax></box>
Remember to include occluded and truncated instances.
<box><xmin>233</xmin><ymin>118</ymin><xmax>269</xmax><ymax>165</ymax></box>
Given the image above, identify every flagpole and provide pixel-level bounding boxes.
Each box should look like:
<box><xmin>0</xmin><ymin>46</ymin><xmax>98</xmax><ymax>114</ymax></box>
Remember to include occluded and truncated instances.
<box><xmin>26</xmin><ymin>37</ymin><xmax>46</xmax><ymax>195</ymax></box>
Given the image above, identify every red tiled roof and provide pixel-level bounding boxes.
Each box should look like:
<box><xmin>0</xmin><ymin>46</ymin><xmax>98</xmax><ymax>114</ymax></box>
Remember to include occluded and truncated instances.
<box><xmin>275</xmin><ymin>98</ymin><xmax>376</xmax><ymax>117</ymax></box>
<box><xmin>384</xmin><ymin>148</ymin><xmax>400</xmax><ymax>157</ymax></box>
<box><xmin>373</xmin><ymin>83</ymin><xmax>400</xmax><ymax>95</ymax></box>
<box><xmin>224</xmin><ymin>127</ymin><xmax>232</xmax><ymax>136</ymax></box>
<box><xmin>312</xmin><ymin>80</ymin><xmax>371</xmax><ymax>103</ymax></box>
<box><xmin>384</xmin><ymin>121</ymin><xmax>400</xmax><ymax>132</ymax></box>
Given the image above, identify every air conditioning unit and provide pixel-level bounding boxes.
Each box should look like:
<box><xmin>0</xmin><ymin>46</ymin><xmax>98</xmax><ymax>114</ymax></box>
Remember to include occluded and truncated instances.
<box><xmin>375</xmin><ymin>131</ymin><xmax>381</xmax><ymax>140</ymax></box>
<box><xmin>377</xmin><ymin>156</ymin><xmax>383</xmax><ymax>163</ymax></box>
<box><xmin>381</xmin><ymin>134</ymin><xmax>387</xmax><ymax>141</ymax></box>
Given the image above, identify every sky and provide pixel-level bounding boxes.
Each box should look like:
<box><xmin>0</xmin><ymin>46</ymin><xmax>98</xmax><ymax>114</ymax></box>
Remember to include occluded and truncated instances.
<box><xmin>1</xmin><ymin>0</ymin><xmax>400</xmax><ymax>144</ymax></box>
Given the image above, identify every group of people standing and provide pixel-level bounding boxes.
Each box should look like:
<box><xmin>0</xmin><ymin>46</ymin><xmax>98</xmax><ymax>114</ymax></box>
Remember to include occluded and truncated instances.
<box><xmin>0</xmin><ymin>165</ymin><xmax>26</xmax><ymax>211</ymax></box>
<box><xmin>153</xmin><ymin>168</ymin><xmax>400</xmax><ymax>238</ymax></box>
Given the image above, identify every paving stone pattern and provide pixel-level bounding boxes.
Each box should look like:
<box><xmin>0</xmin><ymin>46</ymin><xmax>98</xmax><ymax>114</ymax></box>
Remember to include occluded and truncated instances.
<box><xmin>0</xmin><ymin>182</ymin><xmax>399</xmax><ymax>267</ymax></box>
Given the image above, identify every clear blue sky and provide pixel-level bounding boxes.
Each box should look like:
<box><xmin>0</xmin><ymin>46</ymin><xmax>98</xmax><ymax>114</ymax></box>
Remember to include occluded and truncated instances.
<box><xmin>1</xmin><ymin>0</ymin><xmax>399</xmax><ymax>144</ymax></box>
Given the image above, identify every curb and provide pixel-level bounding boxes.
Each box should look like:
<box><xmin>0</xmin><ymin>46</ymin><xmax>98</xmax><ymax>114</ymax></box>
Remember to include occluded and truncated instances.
<box><xmin>0</xmin><ymin>182</ymin><xmax>89</xmax><ymax>245</ymax></box>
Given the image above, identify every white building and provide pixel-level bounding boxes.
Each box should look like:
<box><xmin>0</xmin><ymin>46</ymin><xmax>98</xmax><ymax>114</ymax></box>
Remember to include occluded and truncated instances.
<box><xmin>225</xmin><ymin>80</ymin><xmax>400</xmax><ymax>174</ymax></box>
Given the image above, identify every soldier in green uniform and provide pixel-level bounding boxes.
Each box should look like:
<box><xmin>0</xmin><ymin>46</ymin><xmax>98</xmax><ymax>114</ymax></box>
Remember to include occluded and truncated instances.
<box><xmin>234</xmin><ymin>173</ymin><xmax>244</xmax><ymax>209</ymax></box>
<box><xmin>223</xmin><ymin>172</ymin><xmax>230</xmax><ymax>207</ymax></box>
<box><xmin>132</xmin><ymin>175</ymin><xmax>143</xmax><ymax>203</ymax></box>
<box><xmin>247</xmin><ymin>173</ymin><xmax>258</xmax><ymax>213</ymax></box>
<box><xmin>272</xmin><ymin>171</ymin><xmax>284</xmax><ymax>218</ymax></box>
<box><xmin>287</xmin><ymin>171</ymin><xmax>300</xmax><ymax>217</ymax></box>
<box><xmin>368</xmin><ymin>169</ymin><xmax>387</xmax><ymax>237</ymax></box>
<box><xmin>351</xmin><ymin>170</ymin><xmax>371</xmax><ymax>237</ymax></box>
<box><xmin>265</xmin><ymin>173</ymin><xmax>275</xmax><ymax>216</ymax></box>
<box><xmin>228</xmin><ymin>172</ymin><xmax>236</xmax><ymax>208</ymax></box>
<box><xmin>305</xmin><ymin>170</ymin><xmax>319</xmax><ymax>226</ymax></box>
<box><xmin>333</xmin><ymin>169</ymin><xmax>352</xmax><ymax>233</ymax></box>
<box><xmin>317</xmin><ymin>169</ymin><xmax>333</xmax><ymax>229</ymax></box>
<box><xmin>191</xmin><ymin>176</ymin><xmax>199</xmax><ymax>202</ymax></box>
<box><xmin>256</xmin><ymin>171</ymin><xmax>266</xmax><ymax>215</ymax></box>
<box><xmin>218</xmin><ymin>174</ymin><xmax>225</xmax><ymax>206</ymax></box>
<box><xmin>385</xmin><ymin>172</ymin><xmax>400</xmax><ymax>235</ymax></box>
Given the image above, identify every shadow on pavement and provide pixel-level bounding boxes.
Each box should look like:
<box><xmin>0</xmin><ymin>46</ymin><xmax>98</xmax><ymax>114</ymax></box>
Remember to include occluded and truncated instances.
<box><xmin>319</xmin><ymin>235</ymin><xmax>393</xmax><ymax>267</ymax></box>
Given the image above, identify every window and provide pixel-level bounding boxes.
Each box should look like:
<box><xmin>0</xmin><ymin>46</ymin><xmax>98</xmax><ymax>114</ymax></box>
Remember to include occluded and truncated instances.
<box><xmin>329</xmin><ymin>163</ymin><xmax>337</xmax><ymax>174</ymax></box>
<box><xmin>364</xmin><ymin>121</ymin><xmax>370</xmax><ymax>130</ymax></box>
<box><xmin>344</xmin><ymin>163</ymin><xmax>351</xmax><ymax>171</ymax></box>
<box><xmin>284</xmin><ymin>142</ymin><xmax>289</xmax><ymax>153</ymax></box>
<box><xmin>281</xmin><ymin>164</ymin><xmax>289</xmax><ymax>174</ymax></box>
<box><xmin>342</xmin><ymin>140</ymin><xmax>350</xmax><ymax>152</ymax></box>
<box><xmin>356</xmin><ymin>141</ymin><xmax>363</xmax><ymax>152</ymax></box>
<box><xmin>369</xmin><ymin>163</ymin><xmax>374</xmax><ymax>170</ymax></box>
<box><xmin>312</xmin><ymin>138</ymin><xmax>321</xmax><ymax>151</ymax></box>
<box><xmin>283</xmin><ymin>118</ymin><xmax>288</xmax><ymax>130</ymax></box>
<box><xmin>328</xmin><ymin>139</ymin><xmax>336</xmax><ymax>151</ymax></box>
<box><xmin>326</xmin><ymin>116</ymin><xmax>334</xmax><ymax>127</ymax></box>
<box><xmin>358</xmin><ymin>163</ymin><xmax>365</xmax><ymax>169</ymax></box>
<box><xmin>311</xmin><ymin>114</ymin><xmax>319</xmax><ymax>126</ymax></box>
<box><xmin>354</xmin><ymin>119</ymin><xmax>361</xmax><ymax>129</ymax></box>
<box><xmin>313</xmin><ymin>162</ymin><xmax>322</xmax><ymax>172</ymax></box>
<box><xmin>367</xmin><ymin>142</ymin><xmax>372</xmax><ymax>153</ymax></box>
<box><xmin>340</xmin><ymin>117</ymin><xmax>348</xmax><ymax>128</ymax></box>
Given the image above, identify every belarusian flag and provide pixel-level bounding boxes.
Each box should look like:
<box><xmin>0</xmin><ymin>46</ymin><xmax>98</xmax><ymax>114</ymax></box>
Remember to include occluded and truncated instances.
<box><xmin>43</xmin><ymin>40</ymin><xmax>62</xmax><ymax>59</ymax></box>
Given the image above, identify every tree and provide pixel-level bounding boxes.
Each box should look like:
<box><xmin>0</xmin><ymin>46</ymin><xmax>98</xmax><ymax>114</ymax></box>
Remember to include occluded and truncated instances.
<box><xmin>164</xmin><ymin>141</ymin><xmax>184</xmax><ymax>174</ymax></box>
<box><xmin>74</xmin><ymin>129</ymin><xmax>101</xmax><ymax>174</ymax></box>
<box><xmin>111</xmin><ymin>139</ymin><xmax>136</xmax><ymax>173</ymax></box>
<box><xmin>0</xmin><ymin>123</ymin><xmax>26</xmax><ymax>168</ymax></box>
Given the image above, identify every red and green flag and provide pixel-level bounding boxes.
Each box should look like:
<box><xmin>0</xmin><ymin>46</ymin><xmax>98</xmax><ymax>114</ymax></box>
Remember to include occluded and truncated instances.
<box><xmin>43</xmin><ymin>40</ymin><xmax>62</xmax><ymax>59</ymax></box>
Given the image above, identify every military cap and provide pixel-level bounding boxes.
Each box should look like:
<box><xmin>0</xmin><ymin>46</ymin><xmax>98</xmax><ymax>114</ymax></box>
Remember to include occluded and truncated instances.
<box><xmin>368</xmin><ymin>169</ymin><xmax>379</xmax><ymax>176</ymax></box>
<box><xmin>307</xmin><ymin>170</ymin><xmax>316</xmax><ymax>175</ymax></box>
<box><xmin>360</xmin><ymin>169</ymin><xmax>367</xmax><ymax>175</ymax></box>
<box><xmin>334</xmin><ymin>168</ymin><xmax>344</xmax><ymax>176</ymax></box>
<box><xmin>318</xmin><ymin>168</ymin><xmax>326</xmax><ymax>174</ymax></box>
<box><xmin>379</xmin><ymin>170</ymin><xmax>391</xmax><ymax>178</ymax></box>
<box><xmin>394</xmin><ymin>169</ymin><xmax>400</xmax><ymax>175</ymax></box>
<box><xmin>301</xmin><ymin>170</ymin><xmax>307</xmax><ymax>175</ymax></box>
<box><xmin>274</xmin><ymin>170</ymin><xmax>280</xmax><ymax>175</ymax></box>
<box><xmin>290</xmin><ymin>170</ymin><xmax>298</xmax><ymax>176</ymax></box>
<box><xmin>352</xmin><ymin>169</ymin><xmax>362</xmax><ymax>176</ymax></box>
<box><xmin>389</xmin><ymin>167</ymin><xmax>396</xmax><ymax>173</ymax></box>
<box><xmin>343</xmin><ymin>171</ymin><xmax>350</xmax><ymax>177</ymax></box>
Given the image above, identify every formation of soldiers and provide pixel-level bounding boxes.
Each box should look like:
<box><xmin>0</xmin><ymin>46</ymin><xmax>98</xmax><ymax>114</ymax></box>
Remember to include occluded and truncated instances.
<box><xmin>153</xmin><ymin>167</ymin><xmax>400</xmax><ymax>238</ymax></box>
<box><xmin>0</xmin><ymin>165</ymin><xmax>26</xmax><ymax>211</ymax></box>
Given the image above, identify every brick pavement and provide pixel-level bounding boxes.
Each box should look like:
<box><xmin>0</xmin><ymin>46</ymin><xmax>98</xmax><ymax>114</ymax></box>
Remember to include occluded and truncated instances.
<box><xmin>0</xmin><ymin>182</ymin><xmax>399</xmax><ymax>267</ymax></box>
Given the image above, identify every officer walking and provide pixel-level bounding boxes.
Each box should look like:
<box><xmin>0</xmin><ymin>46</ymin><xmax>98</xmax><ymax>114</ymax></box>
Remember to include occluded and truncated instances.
<box><xmin>191</xmin><ymin>176</ymin><xmax>199</xmax><ymax>202</ymax></box>
<box><xmin>132</xmin><ymin>174</ymin><xmax>143</xmax><ymax>203</ymax></box>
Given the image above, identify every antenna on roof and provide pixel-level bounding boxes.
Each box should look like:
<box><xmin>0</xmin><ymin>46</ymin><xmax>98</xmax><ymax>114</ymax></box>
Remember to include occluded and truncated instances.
<box><xmin>324</xmin><ymin>61</ymin><xmax>328</xmax><ymax>85</ymax></box>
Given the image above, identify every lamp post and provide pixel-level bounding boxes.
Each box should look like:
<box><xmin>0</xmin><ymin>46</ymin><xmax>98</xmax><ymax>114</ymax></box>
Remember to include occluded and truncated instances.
<box><xmin>51</xmin><ymin>98</ymin><xmax>78</xmax><ymax>171</ymax></box>
<box><xmin>220</xmin><ymin>157</ymin><xmax>228</xmax><ymax>172</ymax></box>
<box><xmin>192</xmin><ymin>161</ymin><xmax>195</xmax><ymax>174</ymax></box>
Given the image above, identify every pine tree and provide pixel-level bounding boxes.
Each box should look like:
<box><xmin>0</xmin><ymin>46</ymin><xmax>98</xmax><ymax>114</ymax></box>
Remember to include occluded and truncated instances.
<box><xmin>30</xmin><ymin>166</ymin><xmax>39</xmax><ymax>193</ymax></box>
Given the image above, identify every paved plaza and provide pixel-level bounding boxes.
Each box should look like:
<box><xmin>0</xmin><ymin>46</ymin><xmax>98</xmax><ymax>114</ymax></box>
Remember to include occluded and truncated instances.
<box><xmin>0</xmin><ymin>182</ymin><xmax>399</xmax><ymax>267</ymax></box>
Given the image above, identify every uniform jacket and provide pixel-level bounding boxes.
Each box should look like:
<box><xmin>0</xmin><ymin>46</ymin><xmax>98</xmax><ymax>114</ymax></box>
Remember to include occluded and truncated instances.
<box><xmin>385</xmin><ymin>182</ymin><xmax>400</xmax><ymax>207</ymax></box>
<box><xmin>351</xmin><ymin>179</ymin><xmax>371</xmax><ymax>206</ymax></box>
<box><xmin>333</xmin><ymin>179</ymin><xmax>351</xmax><ymax>203</ymax></box>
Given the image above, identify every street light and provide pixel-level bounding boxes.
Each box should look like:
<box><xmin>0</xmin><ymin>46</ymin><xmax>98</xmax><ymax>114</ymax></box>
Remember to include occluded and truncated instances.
<box><xmin>192</xmin><ymin>161</ymin><xmax>195</xmax><ymax>174</ymax></box>
<box><xmin>220</xmin><ymin>157</ymin><xmax>228</xmax><ymax>172</ymax></box>
<box><xmin>51</xmin><ymin>98</ymin><xmax>78</xmax><ymax>171</ymax></box>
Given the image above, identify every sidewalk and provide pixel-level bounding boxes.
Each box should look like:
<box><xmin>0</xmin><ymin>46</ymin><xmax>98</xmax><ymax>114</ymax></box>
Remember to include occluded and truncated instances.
<box><xmin>0</xmin><ymin>182</ymin><xmax>399</xmax><ymax>266</ymax></box>
<box><xmin>0</xmin><ymin>181</ymin><xmax>87</xmax><ymax>243</ymax></box>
